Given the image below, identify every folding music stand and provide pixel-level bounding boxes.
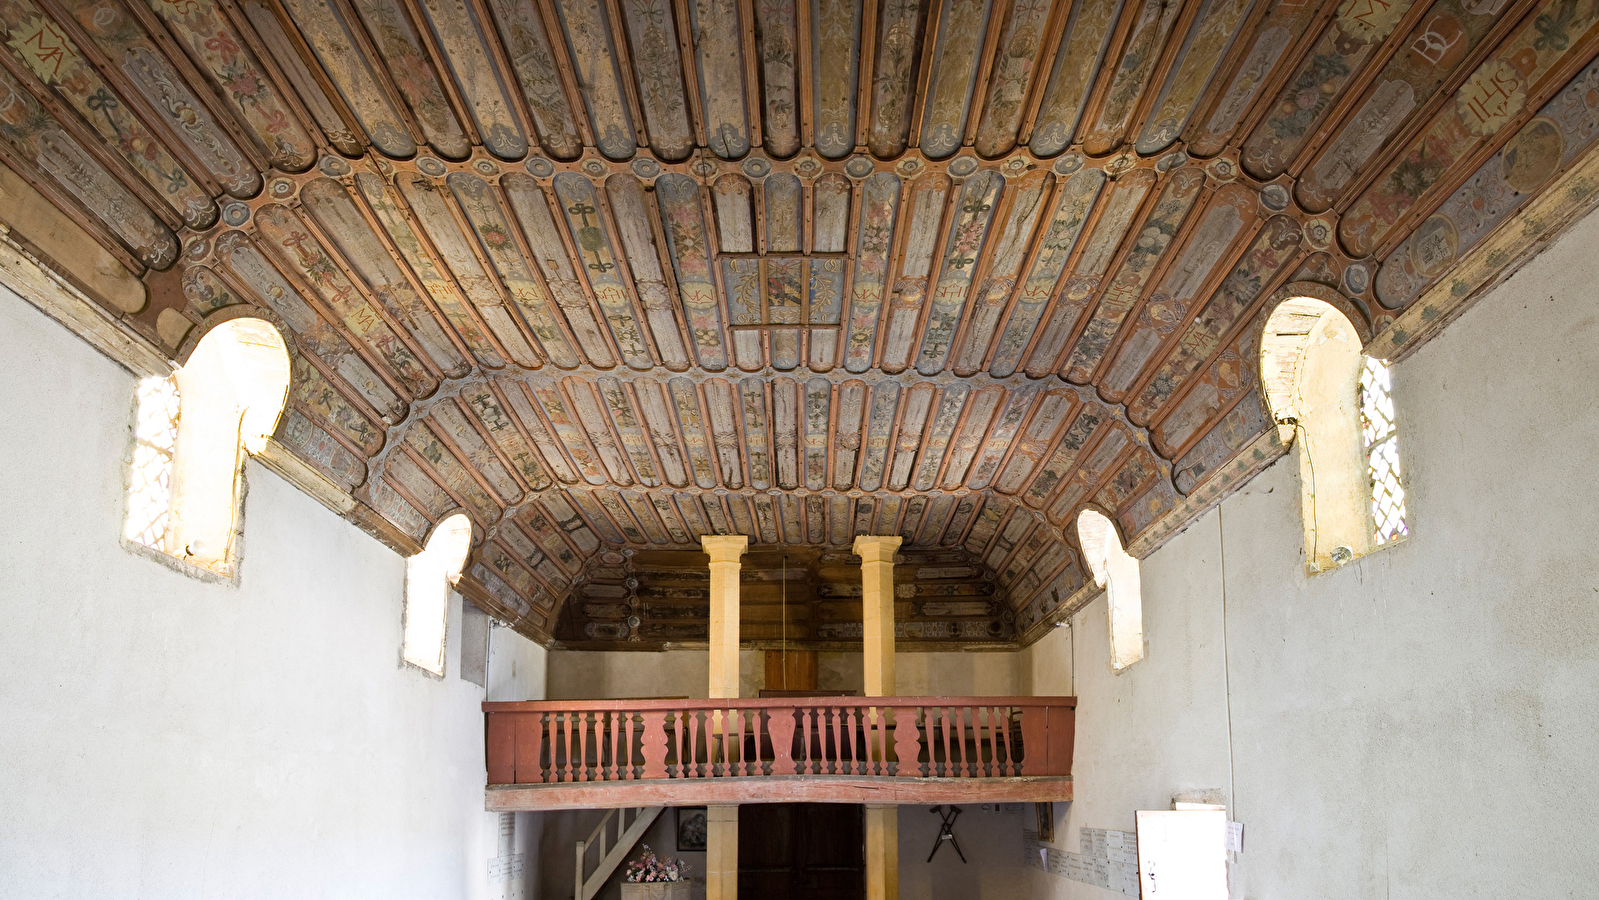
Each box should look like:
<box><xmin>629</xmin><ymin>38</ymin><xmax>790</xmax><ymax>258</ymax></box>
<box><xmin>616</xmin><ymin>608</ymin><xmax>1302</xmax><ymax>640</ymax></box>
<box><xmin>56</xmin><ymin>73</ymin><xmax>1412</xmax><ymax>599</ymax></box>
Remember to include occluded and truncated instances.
<box><xmin>927</xmin><ymin>805</ymin><xmax>967</xmax><ymax>863</ymax></box>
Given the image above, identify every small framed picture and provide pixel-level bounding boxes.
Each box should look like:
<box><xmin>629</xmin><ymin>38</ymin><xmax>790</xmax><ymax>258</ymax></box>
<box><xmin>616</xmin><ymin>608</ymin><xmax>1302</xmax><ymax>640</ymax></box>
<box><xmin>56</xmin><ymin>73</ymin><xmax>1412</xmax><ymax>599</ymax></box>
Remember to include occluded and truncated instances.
<box><xmin>677</xmin><ymin>807</ymin><xmax>708</xmax><ymax>852</ymax></box>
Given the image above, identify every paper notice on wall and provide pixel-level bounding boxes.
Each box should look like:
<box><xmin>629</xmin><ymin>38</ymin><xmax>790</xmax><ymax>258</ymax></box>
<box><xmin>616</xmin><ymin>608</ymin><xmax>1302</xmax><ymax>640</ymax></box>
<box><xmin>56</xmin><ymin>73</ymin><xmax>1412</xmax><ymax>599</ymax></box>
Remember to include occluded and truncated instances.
<box><xmin>1226</xmin><ymin>821</ymin><xmax>1245</xmax><ymax>853</ymax></box>
<box><xmin>488</xmin><ymin>854</ymin><xmax>524</xmax><ymax>884</ymax></box>
<box><xmin>497</xmin><ymin>812</ymin><xmax>515</xmax><ymax>858</ymax></box>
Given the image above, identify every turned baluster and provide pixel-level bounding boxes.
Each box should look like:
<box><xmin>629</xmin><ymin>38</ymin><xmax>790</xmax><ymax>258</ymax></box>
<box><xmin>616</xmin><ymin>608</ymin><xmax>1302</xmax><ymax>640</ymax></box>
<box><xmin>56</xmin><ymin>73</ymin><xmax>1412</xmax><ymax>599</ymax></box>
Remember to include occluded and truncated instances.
<box><xmin>953</xmin><ymin>706</ymin><xmax>965</xmax><ymax>776</ymax></box>
<box><xmin>769</xmin><ymin>703</ymin><xmax>797</xmax><ymax>776</ymax></box>
<box><xmin>691</xmin><ymin>708</ymin><xmax>705</xmax><ymax>778</ymax></box>
<box><xmin>609</xmin><ymin>711</ymin><xmax>623</xmax><ymax>780</ymax></box>
<box><xmin>639</xmin><ymin>710</ymin><xmax>669</xmax><ymax>780</ymax></box>
<box><xmin>893</xmin><ymin>706</ymin><xmax>923</xmax><ymax>778</ymax></box>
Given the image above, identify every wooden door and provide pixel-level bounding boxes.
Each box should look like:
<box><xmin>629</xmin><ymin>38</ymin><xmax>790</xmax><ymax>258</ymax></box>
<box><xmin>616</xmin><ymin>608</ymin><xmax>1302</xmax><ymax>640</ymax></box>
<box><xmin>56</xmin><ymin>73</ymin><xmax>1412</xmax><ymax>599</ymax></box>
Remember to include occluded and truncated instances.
<box><xmin>738</xmin><ymin>803</ymin><xmax>864</xmax><ymax>900</ymax></box>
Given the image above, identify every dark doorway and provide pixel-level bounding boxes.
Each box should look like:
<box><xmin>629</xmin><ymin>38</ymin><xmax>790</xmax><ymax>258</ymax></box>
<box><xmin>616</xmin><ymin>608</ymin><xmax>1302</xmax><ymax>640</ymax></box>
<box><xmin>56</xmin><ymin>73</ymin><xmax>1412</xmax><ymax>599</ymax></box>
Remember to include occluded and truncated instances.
<box><xmin>738</xmin><ymin>803</ymin><xmax>864</xmax><ymax>900</ymax></box>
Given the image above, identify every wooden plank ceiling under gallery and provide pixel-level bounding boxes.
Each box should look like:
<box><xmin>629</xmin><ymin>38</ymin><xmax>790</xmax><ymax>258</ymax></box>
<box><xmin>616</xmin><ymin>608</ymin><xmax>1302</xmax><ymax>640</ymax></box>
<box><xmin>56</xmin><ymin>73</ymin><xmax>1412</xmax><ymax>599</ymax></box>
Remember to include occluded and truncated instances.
<box><xmin>6</xmin><ymin>0</ymin><xmax>1599</xmax><ymax>647</ymax></box>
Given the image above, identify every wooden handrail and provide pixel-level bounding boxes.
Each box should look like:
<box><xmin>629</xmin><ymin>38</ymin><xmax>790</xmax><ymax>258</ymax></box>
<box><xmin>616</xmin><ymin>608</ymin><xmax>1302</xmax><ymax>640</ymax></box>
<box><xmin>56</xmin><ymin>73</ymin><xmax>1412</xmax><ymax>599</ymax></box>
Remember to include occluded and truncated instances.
<box><xmin>484</xmin><ymin>696</ymin><xmax>1076</xmax><ymax>786</ymax></box>
<box><xmin>483</xmin><ymin>696</ymin><xmax>1076</xmax><ymax>711</ymax></box>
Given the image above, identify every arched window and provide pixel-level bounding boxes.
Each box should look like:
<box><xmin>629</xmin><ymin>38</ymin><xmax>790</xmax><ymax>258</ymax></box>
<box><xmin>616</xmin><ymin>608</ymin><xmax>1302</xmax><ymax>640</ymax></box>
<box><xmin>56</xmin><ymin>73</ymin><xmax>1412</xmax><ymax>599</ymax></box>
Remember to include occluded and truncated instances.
<box><xmin>1261</xmin><ymin>297</ymin><xmax>1407</xmax><ymax>571</ymax></box>
<box><xmin>1078</xmin><ymin>509</ymin><xmax>1143</xmax><ymax>671</ymax></box>
<box><xmin>123</xmin><ymin>318</ymin><xmax>290</xmax><ymax>575</ymax></box>
<box><xmin>404</xmin><ymin>514</ymin><xmax>473</xmax><ymax>676</ymax></box>
<box><xmin>1361</xmin><ymin>357</ymin><xmax>1408</xmax><ymax>545</ymax></box>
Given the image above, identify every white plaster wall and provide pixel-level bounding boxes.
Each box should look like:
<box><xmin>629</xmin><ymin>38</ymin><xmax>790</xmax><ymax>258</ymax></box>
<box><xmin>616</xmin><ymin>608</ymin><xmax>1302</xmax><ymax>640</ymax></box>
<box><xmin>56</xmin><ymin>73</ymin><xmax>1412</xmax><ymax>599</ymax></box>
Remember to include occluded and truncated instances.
<box><xmin>489</xmin><ymin>626</ymin><xmax>549</xmax><ymax>702</ymax></box>
<box><xmin>1022</xmin><ymin>623</ymin><xmax>1075</xmax><ymax>698</ymax></box>
<box><xmin>0</xmin><ymin>290</ymin><xmax>525</xmax><ymax>899</ymax></box>
<box><xmin>899</xmin><ymin>803</ymin><xmax>1030</xmax><ymax>899</ymax></box>
<box><xmin>1030</xmin><ymin>209</ymin><xmax>1599</xmax><ymax>899</ymax></box>
<box><xmin>546</xmin><ymin>649</ymin><xmax>764</xmax><ymax>699</ymax></box>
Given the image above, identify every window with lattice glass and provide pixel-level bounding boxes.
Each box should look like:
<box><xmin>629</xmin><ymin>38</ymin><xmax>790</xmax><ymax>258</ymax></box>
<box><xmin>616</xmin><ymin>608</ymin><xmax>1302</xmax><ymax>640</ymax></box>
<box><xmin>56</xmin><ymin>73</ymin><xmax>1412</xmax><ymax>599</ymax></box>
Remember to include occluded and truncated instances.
<box><xmin>1359</xmin><ymin>356</ymin><xmax>1407</xmax><ymax>545</ymax></box>
<box><xmin>121</xmin><ymin>319</ymin><xmax>290</xmax><ymax>575</ymax></box>
<box><xmin>125</xmin><ymin>375</ymin><xmax>179</xmax><ymax>551</ymax></box>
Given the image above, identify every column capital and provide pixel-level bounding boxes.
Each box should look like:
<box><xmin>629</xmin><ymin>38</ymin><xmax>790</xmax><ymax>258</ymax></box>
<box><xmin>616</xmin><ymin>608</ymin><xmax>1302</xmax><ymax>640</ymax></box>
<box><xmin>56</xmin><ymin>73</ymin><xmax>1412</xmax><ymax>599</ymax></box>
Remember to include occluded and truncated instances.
<box><xmin>853</xmin><ymin>534</ymin><xmax>902</xmax><ymax>563</ymax></box>
<box><xmin>701</xmin><ymin>534</ymin><xmax>749</xmax><ymax>562</ymax></box>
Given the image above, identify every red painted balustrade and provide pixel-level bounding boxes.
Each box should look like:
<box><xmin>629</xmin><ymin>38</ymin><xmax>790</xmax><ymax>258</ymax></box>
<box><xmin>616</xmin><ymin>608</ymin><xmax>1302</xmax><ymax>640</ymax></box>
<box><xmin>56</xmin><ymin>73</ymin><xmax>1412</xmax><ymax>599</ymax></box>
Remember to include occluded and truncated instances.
<box><xmin>484</xmin><ymin>697</ymin><xmax>1074</xmax><ymax>786</ymax></box>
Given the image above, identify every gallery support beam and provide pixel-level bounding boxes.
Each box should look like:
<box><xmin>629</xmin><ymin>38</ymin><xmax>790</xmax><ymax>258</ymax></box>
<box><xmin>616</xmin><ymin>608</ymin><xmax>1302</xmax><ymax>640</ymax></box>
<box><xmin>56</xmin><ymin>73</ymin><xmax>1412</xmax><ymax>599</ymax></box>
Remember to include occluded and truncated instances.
<box><xmin>702</xmin><ymin>534</ymin><xmax>749</xmax><ymax>700</ymax></box>
<box><xmin>854</xmin><ymin>534</ymin><xmax>903</xmax><ymax>900</ymax></box>
<box><xmin>854</xmin><ymin>535</ymin><xmax>902</xmax><ymax>698</ymax></box>
<box><xmin>701</xmin><ymin>534</ymin><xmax>746</xmax><ymax>900</ymax></box>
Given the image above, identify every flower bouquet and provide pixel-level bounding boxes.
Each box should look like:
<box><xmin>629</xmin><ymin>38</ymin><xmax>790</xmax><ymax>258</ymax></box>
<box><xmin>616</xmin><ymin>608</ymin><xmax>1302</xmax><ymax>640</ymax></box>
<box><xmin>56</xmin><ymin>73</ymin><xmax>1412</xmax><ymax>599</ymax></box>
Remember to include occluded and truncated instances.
<box><xmin>620</xmin><ymin>845</ymin><xmax>690</xmax><ymax>900</ymax></box>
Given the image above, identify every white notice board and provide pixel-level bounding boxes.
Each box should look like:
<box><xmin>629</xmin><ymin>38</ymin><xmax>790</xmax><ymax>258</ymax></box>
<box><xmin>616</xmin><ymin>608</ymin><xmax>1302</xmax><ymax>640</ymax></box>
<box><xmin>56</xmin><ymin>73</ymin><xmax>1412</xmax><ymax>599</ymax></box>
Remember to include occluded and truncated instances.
<box><xmin>1134</xmin><ymin>809</ymin><xmax>1228</xmax><ymax>900</ymax></box>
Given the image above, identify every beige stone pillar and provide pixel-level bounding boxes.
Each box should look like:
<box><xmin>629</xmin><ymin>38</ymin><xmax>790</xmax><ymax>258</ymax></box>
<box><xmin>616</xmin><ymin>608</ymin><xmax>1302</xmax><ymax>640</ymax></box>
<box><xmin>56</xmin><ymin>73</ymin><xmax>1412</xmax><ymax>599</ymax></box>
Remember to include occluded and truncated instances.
<box><xmin>701</xmin><ymin>534</ymin><xmax>748</xmax><ymax>699</ymax></box>
<box><xmin>853</xmin><ymin>535</ymin><xmax>902</xmax><ymax>697</ymax></box>
<box><xmin>855</xmin><ymin>535</ymin><xmax>901</xmax><ymax>899</ymax></box>
<box><xmin>865</xmin><ymin>805</ymin><xmax>899</xmax><ymax>900</ymax></box>
<box><xmin>705</xmin><ymin>804</ymin><xmax>739</xmax><ymax>900</ymax></box>
<box><xmin>701</xmin><ymin>535</ymin><xmax>746</xmax><ymax>900</ymax></box>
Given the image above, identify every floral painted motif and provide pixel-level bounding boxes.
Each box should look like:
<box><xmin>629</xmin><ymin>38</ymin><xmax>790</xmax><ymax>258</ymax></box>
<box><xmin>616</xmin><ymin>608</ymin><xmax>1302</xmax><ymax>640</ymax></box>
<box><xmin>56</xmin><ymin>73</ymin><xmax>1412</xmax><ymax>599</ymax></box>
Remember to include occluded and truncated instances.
<box><xmin>812</xmin><ymin>0</ymin><xmax>861</xmax><ymax>158</ymax></box>
<box><xmin>619</xmin><ymin>0</ymin><xmax>692</xmax><ymax>160</ymax></box>
<box><xmin>1377</xmin><ymin>54</ymin><xmax>1599</xmax><ymax>308</ymax></box>
<box><xmin>1129</xmin><ymin>216</ymin><xmax>1302</xmax><ymax>427</ymax></box>
<box><xmin>867</xmin><ymin>0</ymin><xmax>924</xmax><ymax>157</ymax></box>
<box><xmin>1297</xmin><ymin>0</ymin><xmax>1509</xmax><ymax>211</ymax></box>
<box><xmin>974</xmin><ymin>0</ymin><xmax>1053</xmax><ymax>157</ymax></box>
<box><xmin>989</xmin><ymin>170</ymin><xmax>1106</xmax><ymax>377</ymax></box>
<box><xmin>1134</xmin><ymin>0</ymin><xmax>1253</xmax><ymax>155</ymax></box>
<box><xmin>1062</xmin><ymin>168</ymin><xmax>1204</xmax><ymax>382</ymax></box>
<box><xmin>255</xmin><ymin>203</ymin><xmax>435</xmax><ymax>397</ymax></box>
<box><xmin>655</xmin><ymin>175</ymin><xmax>728</xmax><ymax>369</ymax></box>
<box><xmin>844</xmin><ymin>173</ymin><xmax>902</xmax><ymax>372</ymax></box>
<box><xmin>485</xmin><ymin>0</ymin><xmax>582</xmax><ymax>158</ymax></box>
<box><xmin>1082</xmin><ymin>0</ymin><xmax>1181</xmax><ymax>154</ymax></box>
<box><xmin>349</xmin><ymin>0</ymin><xmax>468</xmax><ymax>158</ymax></box>
<box><xmin>916</xmin><ymin>170</ymin><xmax>1004</xmax><ymax>374</ymax></box>
<box><xmin>139</xmin><ymin>0</ymin><xmax>314</xmax><ymax>169</ymax></box>
<box><xmin>554</xmin><ymin>0</ymin><xmax>637</xmax><ymax>159</ymax></box>
<box><xmin>0</xmin><ymin>3</ymin><xmax>214</xmax><ymax>224</ymax></box>
<box><xmin>270</xmin><ymin>0</ymin><xmax>416</xmax><ymax>156</ymax></box>
<box><xmin>918</xmin><ymin>0</ymin><xmax>989</xmax><ymax>159</ymax></box>
<box><xmin>1029</xmin><ymin>0</ymin><xmax>1123</xmax><ymax>156</ymax></box>
<box><xmin>1342</xmin><ymin>0</ymin><xmax>1599</xmax><ymax>257</ymax></box>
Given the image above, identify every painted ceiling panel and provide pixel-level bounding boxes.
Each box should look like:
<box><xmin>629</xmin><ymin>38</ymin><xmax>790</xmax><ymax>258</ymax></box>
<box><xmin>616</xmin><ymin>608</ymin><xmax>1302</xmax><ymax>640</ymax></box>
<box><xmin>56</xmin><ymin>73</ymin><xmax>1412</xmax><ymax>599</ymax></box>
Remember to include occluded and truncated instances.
<box><xmin>15</xmin><ymin>0</ymin><xmax>1597</xmax><ymax>646</ymax></box>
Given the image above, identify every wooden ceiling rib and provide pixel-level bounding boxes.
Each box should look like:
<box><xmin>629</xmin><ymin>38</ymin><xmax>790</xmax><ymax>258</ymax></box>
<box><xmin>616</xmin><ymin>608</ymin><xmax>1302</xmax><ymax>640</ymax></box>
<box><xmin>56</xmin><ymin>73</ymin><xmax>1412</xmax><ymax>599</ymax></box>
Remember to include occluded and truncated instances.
<box><xmin>4</xmin><ymin>0</ymin><xmax>1598</xmax><ymax>646</ymax></box>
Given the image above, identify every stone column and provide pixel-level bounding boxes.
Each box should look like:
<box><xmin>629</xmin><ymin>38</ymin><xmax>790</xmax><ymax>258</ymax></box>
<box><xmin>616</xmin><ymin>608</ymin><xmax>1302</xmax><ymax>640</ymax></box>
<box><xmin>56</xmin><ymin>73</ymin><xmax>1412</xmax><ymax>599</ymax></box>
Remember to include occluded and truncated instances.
<box><xmin>702</xmin><ymin>534</ymin><xmax>748</xmax><ymax>699</ymax></box>
<box><xmin>854</xmin><ymin>534</ymin><xmax>902</xmax><ymax>900</ymax></box>
<box><xmin>701</xmin><ymin>535</ymin><xmax>746</xmax><ymax>900</ymax></box>
<box><xmin>865</xmin><ymin>804</ymin><xmax>899</xmax><ymax>900</ymax></box>
<box><xmin>705</xmin><ymin>804</ymin><xmax>740</xmax><ymax>900</ymax></box>
<box><xmin>853</xmin><ymin>535</ymin><xmax>902</xmax><ymax>696</ymax></box>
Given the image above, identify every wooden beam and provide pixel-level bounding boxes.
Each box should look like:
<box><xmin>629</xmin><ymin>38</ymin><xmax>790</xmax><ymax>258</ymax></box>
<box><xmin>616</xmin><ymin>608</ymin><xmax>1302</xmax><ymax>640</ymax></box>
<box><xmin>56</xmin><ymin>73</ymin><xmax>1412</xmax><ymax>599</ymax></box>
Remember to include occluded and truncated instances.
<box><xmin>486</xmin><ymin>775</ymin><xmax>1076</xmax><ymax>810</ymax></box>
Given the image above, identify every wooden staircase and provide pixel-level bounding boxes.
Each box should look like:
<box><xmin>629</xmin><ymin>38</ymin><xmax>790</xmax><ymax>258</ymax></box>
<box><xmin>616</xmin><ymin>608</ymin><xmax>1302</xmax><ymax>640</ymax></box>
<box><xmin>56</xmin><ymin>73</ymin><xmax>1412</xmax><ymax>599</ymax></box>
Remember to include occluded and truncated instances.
<box><xmin>573</xmin><ymin>806</ymin><xmax>663</xmax><ymax>900</ymax></box>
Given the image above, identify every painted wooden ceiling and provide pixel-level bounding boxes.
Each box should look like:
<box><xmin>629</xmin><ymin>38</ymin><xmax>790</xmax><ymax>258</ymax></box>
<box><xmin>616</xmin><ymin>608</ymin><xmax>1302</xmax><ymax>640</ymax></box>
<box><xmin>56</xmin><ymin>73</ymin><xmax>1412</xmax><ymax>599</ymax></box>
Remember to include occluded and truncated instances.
<box><xmin>6</xmin><ymin>0</ymin><xmax>1599</xmax><ymax>647</ymax></box>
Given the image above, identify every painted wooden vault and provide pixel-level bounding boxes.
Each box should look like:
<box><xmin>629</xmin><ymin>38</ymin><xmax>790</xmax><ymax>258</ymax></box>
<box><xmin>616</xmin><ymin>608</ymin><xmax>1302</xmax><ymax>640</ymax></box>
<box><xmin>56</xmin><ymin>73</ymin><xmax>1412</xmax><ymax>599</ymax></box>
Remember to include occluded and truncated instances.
<box><xmin>8</xmin><ymin>0</ymin><xmax>1599</xmax><ymax>647</ymax></box>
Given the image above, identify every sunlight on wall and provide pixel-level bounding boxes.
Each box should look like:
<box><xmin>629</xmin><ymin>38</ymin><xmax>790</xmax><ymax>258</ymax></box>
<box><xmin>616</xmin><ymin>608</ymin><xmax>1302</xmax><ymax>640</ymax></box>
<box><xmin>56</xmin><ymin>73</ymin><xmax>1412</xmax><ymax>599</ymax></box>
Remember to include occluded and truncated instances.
<box><xmin>404</xmin><ymin>514</ymin><xmax>473</xmax><ymax>676</ymax></box>
<box><xmin>1260</xmin><ymin>297</ymin><xmax>1406</xmax><ymax>572</ymax></box>
<box><xmin>1078</xmin><ymin>509</ymin><xmax>1143</xmax><ymax>671</ymax></box>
